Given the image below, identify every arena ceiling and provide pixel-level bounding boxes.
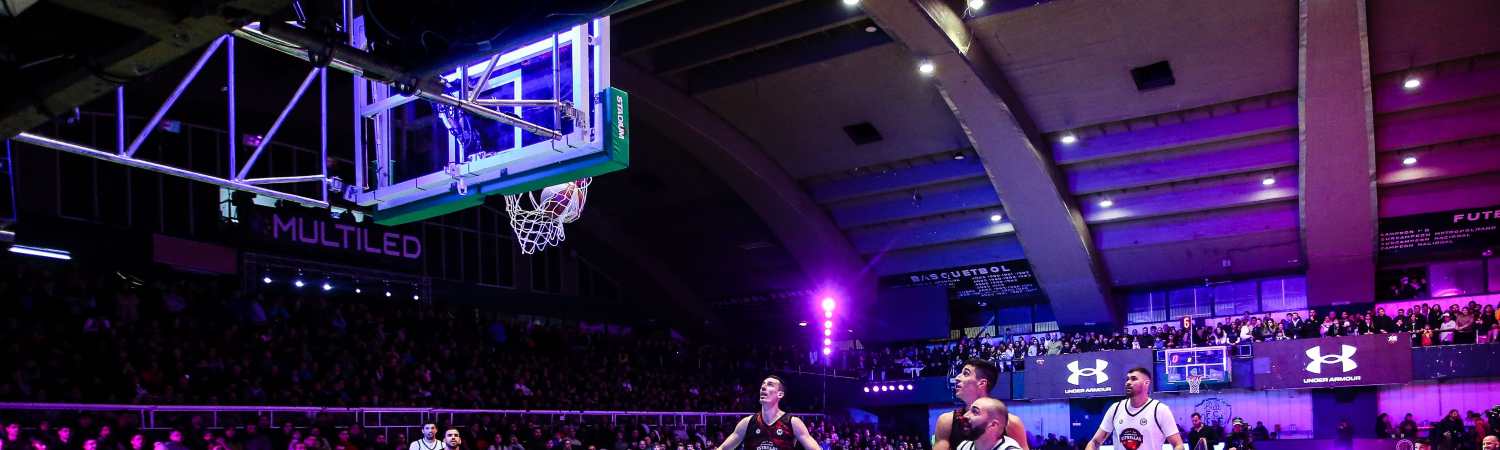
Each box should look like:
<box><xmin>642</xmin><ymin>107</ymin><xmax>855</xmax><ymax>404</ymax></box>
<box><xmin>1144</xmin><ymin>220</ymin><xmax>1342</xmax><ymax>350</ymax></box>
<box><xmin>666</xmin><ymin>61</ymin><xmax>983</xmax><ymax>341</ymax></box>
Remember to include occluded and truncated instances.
<box><xmin>602</xmin><ymin>0</ymin><xmax>1500</xmax><ymax>328</ymax></box>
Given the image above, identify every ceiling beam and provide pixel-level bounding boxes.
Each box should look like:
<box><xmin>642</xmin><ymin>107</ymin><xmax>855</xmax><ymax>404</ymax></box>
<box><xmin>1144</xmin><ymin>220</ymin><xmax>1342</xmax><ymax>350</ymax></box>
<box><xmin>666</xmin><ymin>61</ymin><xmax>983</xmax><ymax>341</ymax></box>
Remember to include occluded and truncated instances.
<box><xmin>649</xmin><ymin>0</ymin><xmax>866</xmax><ymax>75</ymax></box>
<box><xmin>680</xmin><ymin>20</ymin><xmax>891</xmax><ymax>93</ymax></box>
<box><xmin>616</xmin><ymin>0</ymin><xmax>800</xmax><ymax>55</ymax></box>
<box><xmin>861</xmin><ymin>0</ymin><xmax>1116</xmax><ymax>327</ymax></box>
<box><xmin>614</xmin><ymin>61</ymin><xmax>874</xmax><ymax>306</ymax></box>
<box><xmin>0</xmin><ymin>0</ymin><xmax>289</xmax><ymax>138</ymax></box>
<box><xmin>1297</xmin><ymin>0</ymin><xmax>1377</xmax><ymax>306</ymax></box>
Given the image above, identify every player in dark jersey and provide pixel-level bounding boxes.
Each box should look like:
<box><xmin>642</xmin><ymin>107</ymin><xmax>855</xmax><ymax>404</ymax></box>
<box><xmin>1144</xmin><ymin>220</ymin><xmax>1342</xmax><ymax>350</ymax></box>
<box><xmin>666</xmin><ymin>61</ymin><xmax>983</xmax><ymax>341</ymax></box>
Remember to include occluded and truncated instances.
<box><xmin>935</xmin><ymin>359</ymin><xmax>1030</xmax><ymax>450</ymax></box>
<box><xmin>713</xmin><ymin>376</ymin><xmax>822</xmax><ymax>450</ymax></box>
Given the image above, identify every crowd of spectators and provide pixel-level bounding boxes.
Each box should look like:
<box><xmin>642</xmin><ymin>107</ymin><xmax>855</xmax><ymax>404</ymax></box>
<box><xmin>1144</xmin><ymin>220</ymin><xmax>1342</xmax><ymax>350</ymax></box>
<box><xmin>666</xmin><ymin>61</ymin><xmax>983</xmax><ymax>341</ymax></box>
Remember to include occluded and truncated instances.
<box><xmin>0</xmin><ymin>414</ymin><xmax>925</xmax><ymax>450</ymax></box>
<box><xmin>0</xmin><ymin>261</ymin><xmax>834</xmax><ymax>410</ymax></box>
<box><xmin>857</xmin><ymin>301</ymin><xmax>1500</xmax><ymax>379</ymax></box>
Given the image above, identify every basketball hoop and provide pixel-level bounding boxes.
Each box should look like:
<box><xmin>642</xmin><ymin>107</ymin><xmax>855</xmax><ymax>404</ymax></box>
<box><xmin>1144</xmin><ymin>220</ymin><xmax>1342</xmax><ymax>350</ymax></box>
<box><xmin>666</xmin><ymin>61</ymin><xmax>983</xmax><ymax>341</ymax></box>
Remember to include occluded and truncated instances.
<box><xmin>504</xmin><ymin>178</ymin><xmax>592</xmax><ymax>254</ymax></box>
<box><xmin>1187</xmin><ymin>375</ymin><xmax>1205</xmax><ymax>394</ymax></box>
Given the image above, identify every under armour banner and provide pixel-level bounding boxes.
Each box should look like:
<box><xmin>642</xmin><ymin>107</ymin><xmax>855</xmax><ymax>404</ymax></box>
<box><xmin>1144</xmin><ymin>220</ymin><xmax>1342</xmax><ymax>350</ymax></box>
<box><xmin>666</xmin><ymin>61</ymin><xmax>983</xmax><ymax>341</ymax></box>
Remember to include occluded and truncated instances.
<box><xmin>1252</xmin><ymin>333</ymin><xmax>1413</xmax><ymax>389</ymax></box>
<box><xmin>1021</xmin><ymin>349</ymin><xmax>1153</xmax><ymax>399</ymax></box>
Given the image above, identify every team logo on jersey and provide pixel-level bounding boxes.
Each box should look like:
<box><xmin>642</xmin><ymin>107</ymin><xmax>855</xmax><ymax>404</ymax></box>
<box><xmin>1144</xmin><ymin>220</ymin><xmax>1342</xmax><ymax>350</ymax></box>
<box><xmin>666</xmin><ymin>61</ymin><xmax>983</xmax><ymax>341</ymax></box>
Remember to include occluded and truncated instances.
<box><xmin>775</xmin><ymin>429</ymin><xmax>783</xmax><ymax>436</ymax></box>
<box><xmin>1117</xmin><ymin>428</ymin><xmax>1144</xmax><ymax>450</ymax></box>
<box><xmin>1140</xmin><ymin>418</ymin><xmax>1148</xmax><ymax>426</ymax></box>
<box><xmin>755</xmin><ymin>429</ymin><xmax>761</xmax><ymax>435</ymax></box>
<box><xmin>1304</xmin><ymin>344</ymin><xmax>1358</xmax><ymax>374</ymax></box>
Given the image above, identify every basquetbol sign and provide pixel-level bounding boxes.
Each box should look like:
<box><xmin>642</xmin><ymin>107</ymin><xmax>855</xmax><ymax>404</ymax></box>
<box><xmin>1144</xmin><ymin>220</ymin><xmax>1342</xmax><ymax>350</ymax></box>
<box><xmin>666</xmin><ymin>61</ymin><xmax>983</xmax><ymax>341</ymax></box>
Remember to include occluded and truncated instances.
<box><xmin>879</xmin><ymin>260</ymin><xmax>1041</xmax><ymax>301</ymax></box>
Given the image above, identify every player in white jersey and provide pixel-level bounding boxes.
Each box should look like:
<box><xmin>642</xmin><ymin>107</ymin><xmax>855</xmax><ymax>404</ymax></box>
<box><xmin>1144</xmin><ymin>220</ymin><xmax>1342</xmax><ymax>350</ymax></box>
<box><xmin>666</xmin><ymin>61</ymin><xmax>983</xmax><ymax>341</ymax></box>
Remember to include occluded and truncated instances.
<box><xmin>955</xmin><ymin>398</ymin><xmax>1023</xmax><ymax>450</ymax></box>
<box><xmin>1085</xmin><ymin>368</ymin><xmax>1185</xmax><ymax>450</ymax></box>
<box><xmin>410</xmin><ymin>424</ymin><xmax>441</xmax><ymax>450</ymax></box>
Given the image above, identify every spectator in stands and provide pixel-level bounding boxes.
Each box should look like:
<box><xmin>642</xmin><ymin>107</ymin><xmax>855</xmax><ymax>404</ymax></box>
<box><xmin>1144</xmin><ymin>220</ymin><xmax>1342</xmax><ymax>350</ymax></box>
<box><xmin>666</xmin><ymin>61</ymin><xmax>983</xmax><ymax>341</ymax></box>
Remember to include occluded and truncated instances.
<box><xmin>1483</xmin><ymin>305</ymin><xmax>1499</xmax><ymax>344</ymax></box>
<box><xmin>1436</xmin><ymin>410</ymin><xmax>1465</xmax><ymax>449</ymax></box>
<box><xmin>6</xmin><ymin>422</ymin><xmax>23</xmax><ymax>448</ymax></box>
<box><xmin>56</xmin><ymin>427</ymin><xmax>77</xmax><ymax>450</ymax></box>
<box><xmin>1440</xmin><ymin>314</ymin><xmax>1459</xmax><ymax>344</ymax></box>
<box><xmin>1473</xmin><ymin>413</ymin><xmax>1491</xmax><ymax>449</ymax></box>
<box><xmin>1252</xmin><ymin>422</ymin><xmax>1268</xmax><ymax>442</ymax></box>
<box><xmin>1224</xmin><ymin>420</ymin><xmax>1253</xmax><ymax>450</ymax></box>
<box><xmin>1186</xmin><ymin>413</ymin><xmax>1216</xmax><ymax>450</ymax></box>
<box><xmin>1375</xmin><ymin>308</ymin><xmax>1393</xmax><ymax>334</ymax></box>
<box><xmin>242</xmin><ymin>426</ymin><xmax>270</xmax><ymax>450</ymax></box>
<box><xmin>1375</xmin><ymin>413</ymin><xmax>1393</xmax><ymax>439</ymax></box>
<box><xmin>163</xmin><ymin>431</ymin><xmax>188</xmax><ymax>450</ymax></box>
<box><xmin>1336</xmin><ymin>419</ymin><xmax>1353</xmax><ymax>450</ymax></box>
<box><xmin>127</xmin><ymin>435</ymin><xmax>145</xmax><ymax>450</ymax></box>
<box><xmin>1399</xmin><ymin>414</ymin><xmax>1420</xmax><ymax>441</ymax></box>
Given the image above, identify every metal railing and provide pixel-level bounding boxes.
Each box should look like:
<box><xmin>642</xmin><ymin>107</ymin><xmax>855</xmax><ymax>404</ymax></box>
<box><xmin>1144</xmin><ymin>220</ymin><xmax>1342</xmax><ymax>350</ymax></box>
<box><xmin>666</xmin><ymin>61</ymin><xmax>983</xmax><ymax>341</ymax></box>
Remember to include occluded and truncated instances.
<box><xmin>0</xmin><ymin>403</ymin><xmax>818</xmax><ymax>436</ymax></box>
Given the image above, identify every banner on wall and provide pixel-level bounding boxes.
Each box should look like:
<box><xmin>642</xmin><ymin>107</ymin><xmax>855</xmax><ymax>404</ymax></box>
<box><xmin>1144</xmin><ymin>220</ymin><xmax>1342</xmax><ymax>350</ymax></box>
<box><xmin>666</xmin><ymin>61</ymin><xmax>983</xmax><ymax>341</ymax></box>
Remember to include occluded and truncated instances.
<box><xmin>1378</xmin><ymin>204</ymin><xmax>1500</xmax><ymax>261</ymax></box>
<box><xmin>1022</xmin><ymin>349</ymin><xmax>1153</xmax><ymax>399</ymax></box>
<box><xmin>238</xmin><ymin>205</ymin><xmax>423</xmax><ymax>271</ymax></box>
<box><xmin>879</xmin><ymin>260</ymin><xmax>1043</xmax><ymax>302</ymax></box>
<box><xmin>1252</xmin><ymin>333</ymin><xmax>1413</xmax><ymax>389</ymax></box>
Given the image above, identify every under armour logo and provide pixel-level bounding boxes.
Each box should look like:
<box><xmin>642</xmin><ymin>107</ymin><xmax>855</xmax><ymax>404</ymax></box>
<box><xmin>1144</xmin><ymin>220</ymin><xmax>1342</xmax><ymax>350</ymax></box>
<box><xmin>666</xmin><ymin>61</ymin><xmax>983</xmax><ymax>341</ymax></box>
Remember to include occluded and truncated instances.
<box><xmin>1066</xmin><ymin>359</ymin><xmax>1108</xmax><ymax>385</ymax></box>
<box><xmin>1304</xmin><ymin>345</ymin><xmax>1357</xmax><ymax>373</ymax></box>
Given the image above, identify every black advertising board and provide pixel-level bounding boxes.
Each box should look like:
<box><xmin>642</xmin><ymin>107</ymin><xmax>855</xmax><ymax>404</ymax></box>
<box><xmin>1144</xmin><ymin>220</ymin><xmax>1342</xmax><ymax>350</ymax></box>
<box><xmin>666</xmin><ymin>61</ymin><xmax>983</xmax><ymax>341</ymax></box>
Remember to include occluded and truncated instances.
<box><xmin>879</xmin><ymin>260</ymin><xmax>1042</xmax><ymax>302</ymax></box>
<box><xmin>238</xmin><ymin>206</ymin><xmax>423</xmax><ymax>271</ymax></box>
<box><xmin>1252</xmin><ymin>333</ymin><xmax>1413</xmax><ymax>389</ymax></box>
<box><xmin>1378</xmin><ymin>204</ymin><xmax>1500</xmax><ymax>261</ymax></box>
<box><xmin>1021</xmin><ymin>349</ymin><xmax>1154</xmax><ymax>399</ymax></box>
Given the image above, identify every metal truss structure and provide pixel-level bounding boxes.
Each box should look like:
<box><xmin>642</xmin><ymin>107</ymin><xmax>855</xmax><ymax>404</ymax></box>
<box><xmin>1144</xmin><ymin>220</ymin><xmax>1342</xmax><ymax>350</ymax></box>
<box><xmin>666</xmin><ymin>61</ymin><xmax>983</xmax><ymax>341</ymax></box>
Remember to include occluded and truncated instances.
<box><xmin>14</xmin><ymin>32</ymin><xmax>333</xmax><ymax>209</ymax></box>
<box><xmin>9</xmin><ymin>0</ymin><xmax>624</xmax><ymax>226</ymax></box>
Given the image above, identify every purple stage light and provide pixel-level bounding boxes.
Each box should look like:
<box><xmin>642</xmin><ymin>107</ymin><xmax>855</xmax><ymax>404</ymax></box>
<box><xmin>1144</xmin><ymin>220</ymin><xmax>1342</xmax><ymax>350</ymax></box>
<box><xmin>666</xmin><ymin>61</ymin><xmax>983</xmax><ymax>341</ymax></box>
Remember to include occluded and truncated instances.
<box><xmin>821</xmin><ymin>297</ymin><xmax>836</xmax><ymax>311</ymax></box>
<box><xmin>824</xmin><ymin>320</ymin><xmax>833</xmax><ymax>328</ymax></box>
<box><xmin>822</xmin><ymin>347</ymin><xmax>831</xmax><ymax>355</ymax></box>
<box><xmin>864</xmin><ymin>387</ymin><xmax>870</xmax><ymax>393</ymax></box>
<box><xmin>906</xmin><ymin>384</ymin><xmax>913</xmax><ymax>390</ymax></box>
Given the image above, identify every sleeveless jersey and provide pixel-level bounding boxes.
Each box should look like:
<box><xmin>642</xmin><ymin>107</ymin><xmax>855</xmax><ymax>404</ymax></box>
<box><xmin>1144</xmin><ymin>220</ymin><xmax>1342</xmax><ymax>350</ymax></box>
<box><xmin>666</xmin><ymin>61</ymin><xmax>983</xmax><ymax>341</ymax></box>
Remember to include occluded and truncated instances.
<box><xmin>947</xmin><ymin>407</ymin><xmax>1014</xmax><ymax>445</ymax></box>
<box><xmin>744</xmin><ymin>413</ymin><xmax>796</xmax><ymax>450</ymax></box>
<box><xmin>1098</xmin><ymin>398</ymin><xmax>1180</xmax><ymax>450</ymax></box>
<box><xmin>956</xmin><ymin>438</ymin><xmax>1021</xmax><ymax>450</ymax></box>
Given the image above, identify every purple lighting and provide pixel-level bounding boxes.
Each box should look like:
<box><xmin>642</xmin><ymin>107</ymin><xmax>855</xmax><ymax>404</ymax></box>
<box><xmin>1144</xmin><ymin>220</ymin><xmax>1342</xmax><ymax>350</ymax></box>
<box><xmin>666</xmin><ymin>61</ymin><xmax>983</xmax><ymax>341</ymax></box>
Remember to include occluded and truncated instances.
<box><xmin>822</xmin><ymin>347</ymin><xmax>831</xmax><ymax>355</ymax></box>
<box><xmin>863</xmin><ymin>387</ymin><xmax>870</xmax><ymax>393</ymax></box>
<box><xmin>821</xmin><ymin>297</ymin><xmax>836</xmax><ymax>311</ymax></box>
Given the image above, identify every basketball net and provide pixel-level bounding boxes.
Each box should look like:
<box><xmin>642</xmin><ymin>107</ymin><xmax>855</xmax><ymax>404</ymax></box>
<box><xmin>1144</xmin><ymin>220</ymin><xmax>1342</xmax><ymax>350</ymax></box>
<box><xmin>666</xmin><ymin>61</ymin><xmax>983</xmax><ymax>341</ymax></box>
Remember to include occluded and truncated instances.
<box><xmin>1187</xmin><ymin>375</ymin><xmax>1205</xmax><ymax>394</ymax></box>
<box><xmin>504</xmin><ymin>178</ymin><xmax>591</xmax><ymax>254</ymax></box>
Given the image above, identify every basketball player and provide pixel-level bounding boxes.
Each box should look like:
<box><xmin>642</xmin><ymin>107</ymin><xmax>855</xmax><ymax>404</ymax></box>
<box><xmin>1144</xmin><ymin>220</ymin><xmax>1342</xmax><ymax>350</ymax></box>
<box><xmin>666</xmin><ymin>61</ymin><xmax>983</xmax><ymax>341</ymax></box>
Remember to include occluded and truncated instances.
<box><xmin>1084</xmin><ymin>368</ymin><xmax>1186</xmax><ymax>450</ymax></box>
<box><xmin>443</xmin><ymin>430</ymin><xmax>462</xmax><ymax>450</ymax></box>
<box><xmin>934</xmin><ymin>359</ymin><xmax>1031</xmax><ymax>450</ymax></box>
<box><xmin>954</xmin><ymin>398</ymin><xmax>1023</xmax><ymax>450</ymax></box>
<box><xmin>410</xmin><ymin>425</ymin><xmax>442</xmax><ymax>450</ymax></box>
<box><xmin>712</xmin><ymin>376</ymin><xmax>821</xmax><ymax>450</ymax></box>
